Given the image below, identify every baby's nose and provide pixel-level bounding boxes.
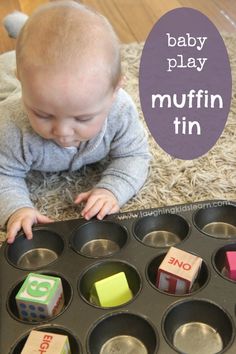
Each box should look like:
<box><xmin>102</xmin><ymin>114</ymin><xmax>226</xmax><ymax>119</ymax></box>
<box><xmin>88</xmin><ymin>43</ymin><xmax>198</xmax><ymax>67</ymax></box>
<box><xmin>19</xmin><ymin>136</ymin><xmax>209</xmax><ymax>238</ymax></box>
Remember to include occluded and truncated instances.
<box><xmin>52</xmin><ymin>122</ymin><xmax>73</xmax><ymax>136</ymax></box>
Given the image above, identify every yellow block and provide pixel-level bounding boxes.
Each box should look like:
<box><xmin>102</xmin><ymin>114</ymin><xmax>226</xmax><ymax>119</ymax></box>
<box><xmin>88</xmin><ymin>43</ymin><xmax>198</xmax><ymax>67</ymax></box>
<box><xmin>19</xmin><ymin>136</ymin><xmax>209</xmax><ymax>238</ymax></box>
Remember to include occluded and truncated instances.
<box><xmin>90</xmin><ymin>272</ymin><xmax>133</xmax><ymax>307</ymax></box>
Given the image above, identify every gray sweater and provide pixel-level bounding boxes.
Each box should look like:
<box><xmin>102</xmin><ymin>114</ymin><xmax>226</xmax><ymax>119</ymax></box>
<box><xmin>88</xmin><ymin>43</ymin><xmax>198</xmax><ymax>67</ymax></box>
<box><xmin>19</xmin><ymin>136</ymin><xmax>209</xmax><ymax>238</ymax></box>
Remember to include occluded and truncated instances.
<box><xmin>0</xmin><ymin>82</ymin><xmax>150</xmax><ymax>226</ymax></box>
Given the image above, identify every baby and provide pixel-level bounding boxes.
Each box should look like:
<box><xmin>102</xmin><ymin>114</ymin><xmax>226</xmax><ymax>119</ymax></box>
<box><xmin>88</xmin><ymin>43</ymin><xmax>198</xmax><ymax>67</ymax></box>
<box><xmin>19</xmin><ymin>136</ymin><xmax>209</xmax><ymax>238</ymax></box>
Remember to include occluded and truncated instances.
<box><xmin>0</xmin><ymin>0</ymin><xmax>150</xmax><ymax>243</ymax></box>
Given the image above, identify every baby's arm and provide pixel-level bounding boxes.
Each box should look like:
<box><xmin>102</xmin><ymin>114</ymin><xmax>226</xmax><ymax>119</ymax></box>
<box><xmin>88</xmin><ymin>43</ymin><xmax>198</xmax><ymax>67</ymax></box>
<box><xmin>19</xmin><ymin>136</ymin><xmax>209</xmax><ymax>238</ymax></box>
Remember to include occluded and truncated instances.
<box><xmin>95</xmin><ymin>97</ymin><xmax>150</xmax><ymax>207</ymax></box>
<box><xmin>0</xmin><ymin>172</ymin><xmax>53</xmax><ymax>244</ymax></box>
<box><xmin>6</xmin><ymin>207</ymin><xmax>53</xmax><ymax>243</ymax></box>
<box><xmin>0</xmin><ymin>113</ymin><xmax>52</xmax><ymax>243</ymax></box>
<box><xmin>75</xmin><ymin>149</ymin><xmax>149</xmax><ymax>220</ymax></box>
<box><xmin>75</xmin><ymin>90</ymin><xmax>150</xmax><ymax>219</ymax></box>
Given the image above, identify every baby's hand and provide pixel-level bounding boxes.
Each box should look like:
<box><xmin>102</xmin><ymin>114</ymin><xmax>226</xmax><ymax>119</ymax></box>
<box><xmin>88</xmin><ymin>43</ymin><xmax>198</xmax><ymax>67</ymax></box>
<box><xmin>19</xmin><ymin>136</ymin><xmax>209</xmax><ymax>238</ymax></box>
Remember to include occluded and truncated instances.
<box><xmin>6</xmin><ymin>207</ymin><xmax>53</xmax><ymax>244</ymax></box>
<box><xmin>74</xmin><ymin>188</ymin><xmax>119</xmax><ymax>220</ymax></box>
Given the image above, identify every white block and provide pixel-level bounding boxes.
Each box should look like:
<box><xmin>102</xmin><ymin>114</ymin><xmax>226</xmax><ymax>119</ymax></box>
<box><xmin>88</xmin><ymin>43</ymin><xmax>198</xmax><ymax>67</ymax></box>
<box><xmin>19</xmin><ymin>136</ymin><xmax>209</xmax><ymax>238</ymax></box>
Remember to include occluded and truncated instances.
<box><xmin>21</xmin><ymin>330</ymin><xmax>71</xmax><ymax>354</ymax></box>
<box><xmin>16</xmin><ymin>273</ymin><xmax>64</xmax><ymax>321</ymax></box>
<box><xmin>156</xmin><ymin>247</ymin><xmax>202</xmax><ymax>294</ymax></box>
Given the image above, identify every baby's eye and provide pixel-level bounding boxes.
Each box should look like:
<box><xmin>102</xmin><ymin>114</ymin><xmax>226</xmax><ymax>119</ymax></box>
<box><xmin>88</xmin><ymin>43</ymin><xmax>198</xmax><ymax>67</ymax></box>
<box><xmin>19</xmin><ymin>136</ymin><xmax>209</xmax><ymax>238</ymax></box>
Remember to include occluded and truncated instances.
<box><xmin>74</xmin><ymin>116</ymin><xmax>93</xmax><ymax>122</ymax></box>
<box><xmin>37</xmin><ymin>114</ymin><xmax>51</xmax><ymax>119</ymax></box>
<box><xmin>34</xmin><ymin>111</ymin><xmax>51</xmax><ymax>119</ymax></box>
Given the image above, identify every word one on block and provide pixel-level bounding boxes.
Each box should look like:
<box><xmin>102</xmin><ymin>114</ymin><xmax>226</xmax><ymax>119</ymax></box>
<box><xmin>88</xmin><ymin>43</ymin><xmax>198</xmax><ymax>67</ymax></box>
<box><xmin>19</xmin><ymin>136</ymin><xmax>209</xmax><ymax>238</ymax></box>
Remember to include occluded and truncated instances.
<box><xmin>156</xmin><ymin>247</ymin><xmax>202</xmax><ymax>295</ymax></box>
<box><xmin>16</xmin><ymin>273</ymin><xmax>64</xmax><ymax>322</ymax></box>
<box><xmin>21</xmin><ymin>330</ymin><xmax>71</xmax><ymax>354</ymax></box>
<box><xmin>90</xmin><ymin>271</ymin><xmax>133</xmax><ymax>307</ymax></box>
<box><xmin>226</xmin><ymin>251</ymin><xmax>236</xmax><ymax>280</ymax></box>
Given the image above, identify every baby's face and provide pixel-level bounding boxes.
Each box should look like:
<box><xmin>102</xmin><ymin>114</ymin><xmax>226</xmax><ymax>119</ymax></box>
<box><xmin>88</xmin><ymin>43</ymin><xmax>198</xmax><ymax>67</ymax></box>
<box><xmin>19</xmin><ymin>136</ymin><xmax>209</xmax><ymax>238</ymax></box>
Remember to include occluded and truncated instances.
<box><xmin>20</xmin><ymin>66</ymin><xmax>117</xmax><ymax>147</ymax></box>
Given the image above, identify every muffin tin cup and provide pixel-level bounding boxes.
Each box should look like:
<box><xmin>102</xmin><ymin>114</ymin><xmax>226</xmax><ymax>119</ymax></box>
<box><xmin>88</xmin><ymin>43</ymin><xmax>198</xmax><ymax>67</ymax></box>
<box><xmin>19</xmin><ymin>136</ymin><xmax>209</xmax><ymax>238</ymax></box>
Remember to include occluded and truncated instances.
<box><xmin>147</xmin><ymin>252</ymin><xmax>210</xmax><ymax>296</ymax></box>
<box><xmin>70</xmin><ymin>220</ymin><xmax>128</xmax><ymax>258</ymax></box>
<box><xmin>10</xmin><ymin>325</ymin><xmax>81</xmax><ymax>354</ymax></box>
<box><xmin>6</xmin><ymin>228</ymin><xmax>64</xmax><ymax>270</ymax></box>
<box><xmin>87</xmin><ymin>312</ymin><xmax>158</xmax><ymax>354</ymax></box>
<box><xmin>79</xmin><ymin>260</ymin><xmax>141</xmax><ymax>308</ymax></box>
<box><xmin>133</xmin><ymin>213</ymin><xmax>189</xmax><ymax>248</ymax></box>
<box><xmin>194</xmin><ymin>203</ymin><xmax>236</xmax><ymax>239</ymax></box>
<box><xmin>162</xmin><ymin>299</ymin><xmax>235</xmax><ymax>354</ymax></box>
<box><xmin>7</xmin><ymin>272</ymin><xmax>72</xmax><ymax>323</ymax></box>
<box><xmin>213</xmin><ymin>243</ymin><xmax>236</xmax><ymax>282</ymax></box>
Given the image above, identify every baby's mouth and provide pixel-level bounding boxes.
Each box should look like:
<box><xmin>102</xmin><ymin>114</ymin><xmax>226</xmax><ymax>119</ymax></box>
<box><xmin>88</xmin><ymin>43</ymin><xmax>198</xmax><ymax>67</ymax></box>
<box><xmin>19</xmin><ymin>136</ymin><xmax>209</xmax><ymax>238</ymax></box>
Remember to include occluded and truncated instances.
<box><xmin>54</xmin><ymin>138</ymin><xmax>78</xmax><ymax>147</ymax></box>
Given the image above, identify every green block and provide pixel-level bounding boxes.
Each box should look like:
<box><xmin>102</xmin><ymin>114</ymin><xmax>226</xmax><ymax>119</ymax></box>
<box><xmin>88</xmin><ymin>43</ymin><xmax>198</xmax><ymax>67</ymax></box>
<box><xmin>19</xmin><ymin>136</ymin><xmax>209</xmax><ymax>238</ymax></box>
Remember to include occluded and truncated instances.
<box><xmin>90</xmin><ymin>272</ymin><xmax>133</xmax><ymax>307</ymax></box>
<box><xmin>16</xmin><ymin>273</ymin><xmax>61</xmax><ymax>305</ymax></box>
<box><xmin>15</xmin><ymin>273</ymin><xmax>64</xmax><ymax>321</ymax></box>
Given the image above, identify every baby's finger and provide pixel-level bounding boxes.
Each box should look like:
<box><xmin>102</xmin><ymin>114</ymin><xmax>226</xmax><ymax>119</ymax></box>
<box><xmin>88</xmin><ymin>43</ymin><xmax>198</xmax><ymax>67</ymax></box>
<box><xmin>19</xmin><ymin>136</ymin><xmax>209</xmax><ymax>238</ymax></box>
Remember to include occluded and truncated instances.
<box><xmin>36</xmin><ymin>213</ymin><xmax>54</xmax><ymax>224</ymax></box>
<box><xmin>6</xmin><ymin>221</ymin><xmax>22</xmax><ymax>244</ymax></box>
<box><xmin>74</xmin><ymin>191</ymin><xmax>91</xmax><ymax>204</ymax></box>
<box><xmin>22</xmin><ymin>217</ymin><xmax>34</xmax><ymax>240</ymax></box>
<box><xmin>83</xmin><ymin>198</ymin><xmax>104</xmax><ymax>220</ymax></box>
<box><xmin>80</xmin><ymin>195</ymin><xmax>98</xmax><ymax>216</ymax></box>
<box><xmin>108</xmin><ymin>204</ymin><xmax>120</xmax><ymax>215</ymax></box>
<box><xmin>97</xmin><ymin>201</ymin><xmax>113</xmax><ymax>220</ymax></box>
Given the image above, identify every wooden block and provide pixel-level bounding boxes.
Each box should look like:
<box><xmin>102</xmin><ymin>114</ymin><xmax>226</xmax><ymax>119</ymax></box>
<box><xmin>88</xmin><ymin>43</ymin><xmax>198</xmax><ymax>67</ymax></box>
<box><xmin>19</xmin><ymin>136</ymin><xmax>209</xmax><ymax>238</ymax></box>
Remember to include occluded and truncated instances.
<box><xmin>16</xmin><ymin>273</ymin><xmax>64</xmax><ymax>321</ymax></box>
<box><xmin>90</xmin><ymin>272</ymin><xmax>133</xmax><ymax>307</ymax></box>
<box><xmin>226</xmin><ymin>251</ymin><xmax>236</xmax><ymax>280</ymax></box>
<box><xmin>156</xmin><ymin>247</ymin><xmax>202</xmax><ymax>294</ymax></box>
<box><xmin>21</xmin><ymin>330</ymin><xmax>71</xmax><ymax>354</ymax></box>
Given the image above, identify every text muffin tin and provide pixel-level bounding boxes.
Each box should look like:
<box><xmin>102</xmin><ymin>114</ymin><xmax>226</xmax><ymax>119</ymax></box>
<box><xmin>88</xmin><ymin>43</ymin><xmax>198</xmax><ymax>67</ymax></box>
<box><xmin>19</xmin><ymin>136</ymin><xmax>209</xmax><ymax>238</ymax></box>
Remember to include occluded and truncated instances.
<box><xmin>1</xmin><ymin>199</ymin><xmax>236</xmax><ymax>353</ymax></box>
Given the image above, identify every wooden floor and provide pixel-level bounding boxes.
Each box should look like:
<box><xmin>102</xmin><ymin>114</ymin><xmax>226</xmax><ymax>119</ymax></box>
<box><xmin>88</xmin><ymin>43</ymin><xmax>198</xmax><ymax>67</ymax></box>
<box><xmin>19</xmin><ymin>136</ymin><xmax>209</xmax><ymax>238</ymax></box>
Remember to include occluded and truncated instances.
<box><xmin>0</xmin><ymin>0</ymin><xmax>236</xmax><ymax>53</ymax></box>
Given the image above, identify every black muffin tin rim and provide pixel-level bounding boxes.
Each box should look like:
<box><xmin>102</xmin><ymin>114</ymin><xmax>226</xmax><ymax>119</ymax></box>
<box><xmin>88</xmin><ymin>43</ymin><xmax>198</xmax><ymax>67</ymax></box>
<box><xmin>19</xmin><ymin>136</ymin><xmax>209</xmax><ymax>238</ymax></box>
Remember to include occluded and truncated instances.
<box><xmin>212</xmin><ymin>242</ymin><xmax>236</xmax><ymax>284</ymax></box>
<box><xmin>69</xmin><ymin>219</ymin><xmax>130</xmax><ymax>259</ymax></box>
<box><xmin>77</xmin><ymin>258</ymin><xmax>143</xmax><ymax>310</ymax></box>
<box><xmin>161</xmin><ymin>297</ymin><xmax>236</xmax><ymax>354</ymax></box>
<box><xmin>85</xmin><ymin>310</ymin><xmax>160</xmax><ymax>354</ymax></box>
<box><xmin>6</xmin><ymin>270</ymin><xmax>73</xmax><ymax>325</ymax></box>
<box><xmin>5</xmin><ymin>226</ymin><xmax>66</xmax><ymax>271</ymax></box>
<box><xmin>132</xmin><ymin>212</ymin><xmax>191</xmax><ymax>249</ymax></box>
<box><xmin>146</xmin><ymin>250</ymin><xmax>211</xmax><ymax>298</ymax></box>
<box><xmin>192</xmin><ymin>201</ymin><xmax>236</xmax><ymax>240</ymax></box>
<box><xmin>9</xmin><ymin>323</ymin><xmax>82</xmax><ymax>354</ymax></box>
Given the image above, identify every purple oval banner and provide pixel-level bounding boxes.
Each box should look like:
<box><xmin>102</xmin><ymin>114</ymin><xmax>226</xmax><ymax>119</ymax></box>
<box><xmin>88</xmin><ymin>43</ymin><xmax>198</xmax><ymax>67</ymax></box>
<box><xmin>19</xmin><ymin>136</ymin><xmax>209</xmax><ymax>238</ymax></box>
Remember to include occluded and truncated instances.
<box><xmin>139</xmin><ymin>8</ymin><xmax>232</xmax><ymax>160</ymax></box>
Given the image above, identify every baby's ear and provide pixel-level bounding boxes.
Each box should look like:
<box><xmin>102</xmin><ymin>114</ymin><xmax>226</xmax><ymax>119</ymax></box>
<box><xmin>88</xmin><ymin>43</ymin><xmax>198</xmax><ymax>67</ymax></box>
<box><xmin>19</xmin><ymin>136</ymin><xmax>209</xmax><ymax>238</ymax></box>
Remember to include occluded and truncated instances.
<box><xmin>118</xmin><ymin>75</ymin><xmax>125</xmax><ymax>88</ymax></box>
<box><xmin>3</xmin><ymin>11</ymin><xmax>29</xmax><ymax>39</ymax></box>
<box><xmin>114</xmin><ymin>75</ymin><xmax>125</xmax><ymax>93</ymax></box>
<box><xmin>14</xmin><ymin>68</ymin><xmax>19</xmax><ymax>80</ymax></box>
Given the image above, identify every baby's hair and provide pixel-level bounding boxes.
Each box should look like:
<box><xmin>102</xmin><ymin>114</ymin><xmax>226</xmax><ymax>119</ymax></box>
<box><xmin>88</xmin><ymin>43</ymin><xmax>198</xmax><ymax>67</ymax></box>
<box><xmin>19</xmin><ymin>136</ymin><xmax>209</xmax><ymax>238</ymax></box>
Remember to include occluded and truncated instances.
<box><xmin>16</xmin><ymin>0</ymin><xmax>121</xmax><ymax>88</ymax></box>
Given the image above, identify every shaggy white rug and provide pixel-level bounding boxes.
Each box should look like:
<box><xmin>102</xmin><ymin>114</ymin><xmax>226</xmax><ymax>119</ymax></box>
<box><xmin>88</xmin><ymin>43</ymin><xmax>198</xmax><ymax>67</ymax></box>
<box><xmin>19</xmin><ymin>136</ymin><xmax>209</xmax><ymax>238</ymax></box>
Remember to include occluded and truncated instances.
<box><xmin>0</xmin><ymin>36</ymin><xmax>236</xmax><ymax>243</ymax></box>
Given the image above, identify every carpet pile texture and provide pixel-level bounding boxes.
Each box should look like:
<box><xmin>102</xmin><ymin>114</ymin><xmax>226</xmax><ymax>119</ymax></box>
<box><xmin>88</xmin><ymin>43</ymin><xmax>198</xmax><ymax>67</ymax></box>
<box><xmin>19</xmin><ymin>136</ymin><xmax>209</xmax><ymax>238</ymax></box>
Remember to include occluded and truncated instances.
<box><xmin>0</xmin><ymin>35</ymin><xmax>235</xmax><ymax>244</ymax></box>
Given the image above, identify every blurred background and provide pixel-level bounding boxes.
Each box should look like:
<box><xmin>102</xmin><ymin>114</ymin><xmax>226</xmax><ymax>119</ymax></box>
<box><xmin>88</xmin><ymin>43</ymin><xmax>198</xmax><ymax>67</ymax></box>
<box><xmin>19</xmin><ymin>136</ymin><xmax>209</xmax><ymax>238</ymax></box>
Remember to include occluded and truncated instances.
<box><xmin>0</xmin><ymin>0</ymin><xmax>236</xmax><ymax>53</ymax></box>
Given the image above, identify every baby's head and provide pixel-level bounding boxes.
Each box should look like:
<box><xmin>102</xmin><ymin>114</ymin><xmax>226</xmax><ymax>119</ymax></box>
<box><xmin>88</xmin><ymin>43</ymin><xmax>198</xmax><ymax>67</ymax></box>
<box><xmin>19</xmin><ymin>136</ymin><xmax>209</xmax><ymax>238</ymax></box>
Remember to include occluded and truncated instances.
<box><xmin>16</xmin><ymin>0</ymin><xmax>122</xmax><ymax>147</ymax></box>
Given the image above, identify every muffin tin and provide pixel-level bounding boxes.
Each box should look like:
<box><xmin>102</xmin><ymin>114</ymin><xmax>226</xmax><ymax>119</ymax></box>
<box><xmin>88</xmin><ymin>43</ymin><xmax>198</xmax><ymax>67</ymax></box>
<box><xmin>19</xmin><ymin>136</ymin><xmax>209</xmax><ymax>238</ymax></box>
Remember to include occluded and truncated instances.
<box><xmin>1</xmin><ymin>199</ymin><xmax>236</xmax><ymax>353</ymax></box>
